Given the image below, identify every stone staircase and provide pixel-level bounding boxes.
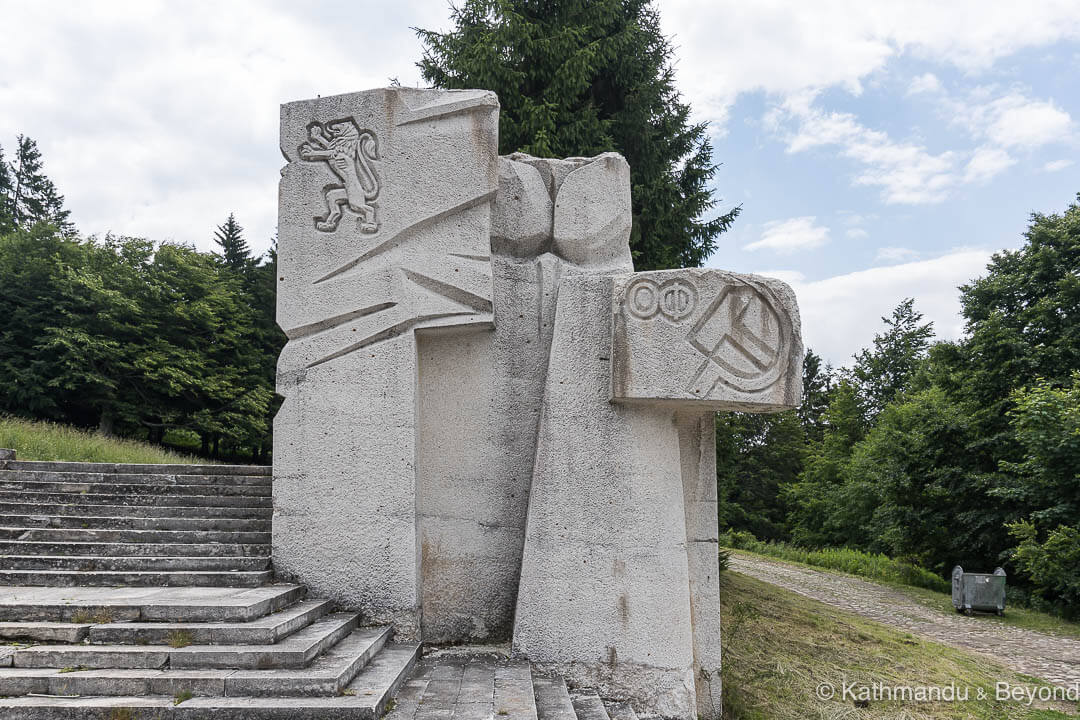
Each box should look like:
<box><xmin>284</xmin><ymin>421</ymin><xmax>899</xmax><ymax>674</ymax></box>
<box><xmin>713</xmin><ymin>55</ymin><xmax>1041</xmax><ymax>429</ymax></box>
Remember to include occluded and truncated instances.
<box><xmin>0</xmin><ymin>461</ymin><xmax>272</xmax><ymax>587</ymax></box>
<box><xmin>0</xmin><ymin>458</ymin><xmax>639</xmax><ymax>719</ymax></box>
<box><xmin>0</xmin><ymin>458</ymin><xmax>420</xmax><ymax>718</ymax></box>
<box><xmin>385</xmin><ymin>653</ymin><xmax>641</xmax><ymax>720</ymax></box>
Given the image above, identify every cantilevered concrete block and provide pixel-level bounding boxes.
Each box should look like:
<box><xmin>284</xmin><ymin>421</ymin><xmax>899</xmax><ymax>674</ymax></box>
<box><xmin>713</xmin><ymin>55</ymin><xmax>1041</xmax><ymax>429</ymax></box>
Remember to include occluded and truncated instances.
<box><xmin>611</xmin><ymin>269</ymin><xmax>803</xmax><ymax>411</ymax></box>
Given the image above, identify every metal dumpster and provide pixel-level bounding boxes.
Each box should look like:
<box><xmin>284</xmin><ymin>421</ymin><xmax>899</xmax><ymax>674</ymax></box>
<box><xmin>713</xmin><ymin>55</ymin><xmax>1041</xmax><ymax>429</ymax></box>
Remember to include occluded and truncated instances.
<box><xmin>952</xmin><ymin>565</ymin><xmax>1006</xmax><ymax>615</ymax></box>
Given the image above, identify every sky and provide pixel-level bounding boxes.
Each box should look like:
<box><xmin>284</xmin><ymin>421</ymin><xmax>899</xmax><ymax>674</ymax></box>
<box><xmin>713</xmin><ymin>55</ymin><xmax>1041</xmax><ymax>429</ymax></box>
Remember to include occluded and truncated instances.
<box><xmin>2</xmin><ymin>1</ymin><xmax>1078</xmax><ymax>367</ymax></box>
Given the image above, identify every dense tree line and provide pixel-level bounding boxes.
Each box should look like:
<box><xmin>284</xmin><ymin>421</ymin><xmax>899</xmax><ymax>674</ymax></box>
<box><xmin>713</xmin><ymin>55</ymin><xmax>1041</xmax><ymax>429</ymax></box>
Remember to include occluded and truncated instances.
<box><xmin>0</xmin><ymin>136</ymin><xmax>283</xmax><ymax>461</ymax></box>
<box><xmin>718</xmin><ymin>194</ymin><xmax>1080</xmax><ymax>617</ymax></box>
<box><xmin>417</xmin><ymin>0</ymin><xmax>739</xmax><ymax>270</ymax></box>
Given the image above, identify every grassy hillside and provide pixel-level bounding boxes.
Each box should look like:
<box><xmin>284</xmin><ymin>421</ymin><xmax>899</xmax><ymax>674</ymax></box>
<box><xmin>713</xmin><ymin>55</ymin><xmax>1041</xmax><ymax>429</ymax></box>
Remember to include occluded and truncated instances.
<box><xmin>722</xmin><ymin>571</ymin><xmax>1080</xmax><ymax>719</ymax></box>
<box><xmin>0</xmin><ymin>415</ymin><xmax>213</xmax><ymax>465</ymax></box>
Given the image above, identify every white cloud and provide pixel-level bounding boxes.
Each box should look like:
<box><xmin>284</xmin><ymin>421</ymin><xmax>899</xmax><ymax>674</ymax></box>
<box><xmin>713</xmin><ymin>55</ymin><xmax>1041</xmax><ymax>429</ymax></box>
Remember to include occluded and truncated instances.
<box><xmin>745</xmin><ymin>217</ymin><xmax>831</xmax><ymax>253</ymax></box>
<box><xmin>0</xmin><ymin>0</ymin><xmax>448</xmax><ymax>253</ymax></box>
<box><xmin>846</xmin><ymin>228</ymin><xmax>869</xmax><ymax>240</ymax></box>
<box><xmin>765</xmin><ymin>248</ymin><xmax>999</xmax><ymax>365</ymax></box>
<box><xmin>1044</xmin><ymin>159</ymin><xmax>1075</xmax><ymax>172</ymax></box>
<box><xmin>874</xmin><ymin>246</ymin><xmax>921</xmax><ymax>263</ymax></box>
<box><xmin>963</xmin><ymin>146</ymin><xmax>1017</xmax><ymax>183</ymax></box>
<box><xmin>950</xmin><ymin>92</ymin><xmax>1075</xmax><ymax>150</ymax></box>
<box><xmin>908</xmin><ymin>72</ymin><xmax>943</xmax><ymax>95</ymax></box>
<box><xmin>660</xmin><ymin>1</ymin><xmax>1080</xmax><ymax>128</ymax></box>
<box><xmin>772</xmin><ymin>98</ymin><xmax>958</xmax><ymax>205</ymax></box>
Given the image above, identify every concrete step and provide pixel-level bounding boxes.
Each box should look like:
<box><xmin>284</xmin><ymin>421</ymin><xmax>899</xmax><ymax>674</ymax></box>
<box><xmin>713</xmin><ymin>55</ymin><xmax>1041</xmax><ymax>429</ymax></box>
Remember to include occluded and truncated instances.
<box><xmin>0</xmin><ymin>500</ymin><xmax>272</xmax><ymax>519</ymax></box>
<box><xmin>0</xmin><ymin>479</ymin><xmax>270</xmax><ymax>497</ymax></box>
<box><xmin>0</xmin><ymin>489</ymin><xmax>272</xmax><ymax>508</ymax></box>
<box><xmin>0</xmin><ymin>526</ymin><xmax>270</xmax><ymax>544</ymax></box>
<box><xmin>0</xmin><ymin>628</ymin><xmax>401</xmax><ymax>699</ymax></box>
<box><xmin>0</xmin><ymin>585</ymin><xmax>304</xmax><ymax>622</ymax></box>
<box><xmin>2</xmin><ymin>554</ymin><xmax>271</xmax><ymax>572</ymax></box>
<box><xmin>0</xmin><ymin>540</ymin><xmax>270</xmax><ymax>557</ymax></box>
<box><xmin>602</xmin><ymin>699</ymin><xmax>639</xmax><ymax>720</ymax></box>
<box><xmin>570</xmin><ymin>689</ymin><xmax>612</xmax><ymax>720</ymax></box>
<box><xmin>89</xmin><ymin>599</ymin><xmax>332</xmax><ymax>645</ymax></box>
<box><xmin>534</xmin><ymin>673</ymin><xmax>578</xmax><ymax>720</ymax></box>
<box><xmin>0</xmin><ymin>621</ymin><xmax>91</xmax><ymax>643</ymax></box>
<box><xmin>13</xmin><ymin>614</ymin><xmax>363</xmax><ymax>670</ymax></box>
<box><xmin>0</xmin><ymin>460</ymin><xmax>270</xmax><ymax>476</ymax></box>
<box><xmin>0</xmin><ymin>569</ymin><xmax>273</xmax><ymax>587</ymax></box>
<box><xmin>0</xmin><ymin>469</ymin><xmax>271</xmax><ymax>487</ymax></box>
<box><xmin>0</xmin><ymin>643</ymin><xmax>420</xmax><ymax>719</ymax></box>
<box><xmin>0</xmin><ymin>513</ymin><xmax>270</xmax><ymax>531</ymax></box>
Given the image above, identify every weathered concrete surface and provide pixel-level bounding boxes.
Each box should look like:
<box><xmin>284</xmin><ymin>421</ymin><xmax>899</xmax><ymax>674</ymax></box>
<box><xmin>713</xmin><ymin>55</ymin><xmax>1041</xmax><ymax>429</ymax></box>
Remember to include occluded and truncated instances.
<box><xmin>612</xmin><ymin>269</ymin><xmax>802</xmax><ymax>411</ymax></box>
<box><xmin>274</xmin><ymin>87</ymin><xmax>500</xmax><ymax>639</ymax></box>
<box><xmin>513</xmin><ymin>275</ymin><xmax>697</xmax><ymax>719</ymax></box>
<box><xmin>416</xmin><ymin>152</ymin><xmax>635</xmax><ymax>645</ymax></box>
<box><xmin>677</xmin><ymin>412</ymin><xmax>722</xmax><ymax>719</ymax></box>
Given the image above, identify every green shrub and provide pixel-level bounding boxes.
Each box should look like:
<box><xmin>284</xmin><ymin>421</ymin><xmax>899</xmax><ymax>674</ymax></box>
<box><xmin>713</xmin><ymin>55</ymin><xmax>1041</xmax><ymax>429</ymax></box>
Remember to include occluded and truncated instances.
<box><xmin>720</xmin><ymin>531</ymin><xmax>949</xmax><ymax>593</ymax></box>
<box><xmin>1008</xmin><ymin>520</ymin><xmax>1080</xmax><ymax>619</ymax></box>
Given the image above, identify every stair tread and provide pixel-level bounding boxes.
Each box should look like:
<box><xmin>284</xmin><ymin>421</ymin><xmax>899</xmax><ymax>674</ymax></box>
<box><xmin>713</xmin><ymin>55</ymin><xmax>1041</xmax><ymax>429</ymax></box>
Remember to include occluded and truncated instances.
<box><xmin>89</xmin><ymin>599</ymin><xmax>332</xmax><ymax>645</ymax></box>
<box><xmin>533</xmin><ymin>674</ymin><xmax>578</xmax><ymax>720</ymax></box>
<box><xmin>0</xmin><ymin>584</ymin><xmax>304</xmax><ymax>622</ymax></box>
<box><xmin>570</xmin><ymin>689</ymin><xmax>612</xmax><ymax>720</ymax></box>
<box><xmin>0</xmin><ymin>629</ymin><xmax>400</xmax><ymax>697</ymax></box>
<box><xmin>0</xmin><ymin>570</ymin><xmax>273</xmax><ymax>588</ymax></box>
<box><xmin>13</xmin><ymin>614</ymin><xmax>362</xmax><ymax>669</ymax></box>
<box><xmin>0</xmin><ymin>461</ymin><xmax>270</xmax><ymax>476</ymax></box>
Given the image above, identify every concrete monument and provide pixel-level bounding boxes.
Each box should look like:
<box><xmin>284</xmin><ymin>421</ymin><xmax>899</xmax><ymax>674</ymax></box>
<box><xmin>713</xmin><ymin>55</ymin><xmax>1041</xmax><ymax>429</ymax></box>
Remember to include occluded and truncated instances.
<box><xmin>274</xmin><ymin>86</ymin><xmax>803</xmax><ymax>718</ymax></box>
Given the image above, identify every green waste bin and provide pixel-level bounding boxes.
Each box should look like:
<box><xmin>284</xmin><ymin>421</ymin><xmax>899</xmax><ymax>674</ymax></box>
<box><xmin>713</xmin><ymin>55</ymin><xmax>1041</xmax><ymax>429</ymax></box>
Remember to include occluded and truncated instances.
<box><xmin>951</xmin><ymin>565</ymin><xmax>1006</xmax><ymax>616</ymax></box>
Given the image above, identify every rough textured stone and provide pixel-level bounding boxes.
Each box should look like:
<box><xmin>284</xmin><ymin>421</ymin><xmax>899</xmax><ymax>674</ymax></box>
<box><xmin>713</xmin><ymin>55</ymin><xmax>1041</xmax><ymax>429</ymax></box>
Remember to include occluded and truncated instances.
<box><xmin>612</xmin><ymin>269</ymin><xmax>802</xmax><ymax>411</ymax></box>
<box><xmin>512</xmin><ymin>275</ymin><xmax>697</xmax><ymax>719</ymax></box>
<box><xmin>274</xmin><ymin>86</ymin><xmax>804</xmax><ymax>718</ymax></box>
<box><xmin>274</xmin><ymin>87</ymin><xmax>500</xmax><ymax>639</ymax></box>
<box><xmin>415</xmin><ymin>151</ymin><xmax>633</xmax><ymax>644</ymax></box>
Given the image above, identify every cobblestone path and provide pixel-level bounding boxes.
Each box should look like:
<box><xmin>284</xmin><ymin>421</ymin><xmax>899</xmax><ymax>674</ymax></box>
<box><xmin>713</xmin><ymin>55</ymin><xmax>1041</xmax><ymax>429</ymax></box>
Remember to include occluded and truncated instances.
<box><xmin>731</xmin><ymin>553</ymin><xmax>1080</xmax><ymax>688</ymax></box>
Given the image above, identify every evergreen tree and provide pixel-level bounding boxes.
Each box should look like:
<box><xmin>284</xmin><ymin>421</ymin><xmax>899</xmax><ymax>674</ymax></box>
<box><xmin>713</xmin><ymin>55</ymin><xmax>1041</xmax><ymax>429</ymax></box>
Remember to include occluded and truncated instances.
<box><xmin>797</xmin><ymin>349</ymin><xmax>834</xmax><ymax>443</ymax></box>
<box><xmin>782</xmin><ymin>380</ymin><xmax>867</xmax><ymax>547</ymax></box>
<box><xmin>0</xmin><ymin>143</ymin><xmax>13</xmax><ymax>234</ymax></box>
<box><xmin>213</xmin><ymin>213</ymin><xmax>251</xmax><ymax>271</ymax></box>
<box><xmin>850</xmin><ymin>298</ymin><xmax>934</xmax><ymax>420</ymax></box>
<box><xmin>416</xmin><ymin>0</ymin><xmax>739</xmax><ymax>269</ymax></box>
<box><xmin>5</xmin><ymin>135</ymin><xmax>73</xmax><ymax>235</ymax></box>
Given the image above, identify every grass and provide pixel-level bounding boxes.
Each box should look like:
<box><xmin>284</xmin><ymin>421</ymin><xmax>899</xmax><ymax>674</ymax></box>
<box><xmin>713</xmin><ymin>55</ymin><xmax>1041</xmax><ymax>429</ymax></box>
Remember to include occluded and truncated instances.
<box><xmin>721</xmin><ymin>570</ymin><xmax>1080</xmax><ymax>719</ymax></box>
<box><xmin>721</xmin><ymin>531</ymin><xmax>949</xmax><ymax>593</ymax></box>
<box><xmin>167</xmin><ymin>630</ymin><xmax>195</xmax><ymax>649</ymax></box>
<box><xmin>173</xmin><ymin>690</ymin><xmax>194</xmax><ymax>705</ymax></box>
<box><xmin>728</xmin><ymin>543</ymin><xmax>1080</xmax><ymax>641</ymax></box>
<box><xmin>70</xmin><ymin>608</ymin><xmax>114</xmax><ymax>624</ymax></box>
<box><xmin>896</xmin><ymin>583</ymin><xmax>1080</xmax><ymax>640</ymax></box>
<box><xmin>0</xmin><ymin>415</ymin><xmax>212</xmax><ymax>464</ymax></box>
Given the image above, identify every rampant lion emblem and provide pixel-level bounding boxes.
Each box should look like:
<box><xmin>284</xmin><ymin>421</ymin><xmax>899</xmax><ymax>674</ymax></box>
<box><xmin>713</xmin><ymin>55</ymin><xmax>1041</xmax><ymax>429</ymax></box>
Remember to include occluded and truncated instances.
<box><xmin>298</xmin><ymin>118</ymin><xmax>381</xmax><ymax>233</ymax></box>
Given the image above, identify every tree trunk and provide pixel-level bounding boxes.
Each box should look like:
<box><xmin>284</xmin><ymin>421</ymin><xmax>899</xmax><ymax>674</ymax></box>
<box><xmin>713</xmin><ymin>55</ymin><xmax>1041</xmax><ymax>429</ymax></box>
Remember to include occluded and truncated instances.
<box><xmin>98</xmin><ymin>410</ymin><xmax>115</xmax><ymax>436</ymax></box>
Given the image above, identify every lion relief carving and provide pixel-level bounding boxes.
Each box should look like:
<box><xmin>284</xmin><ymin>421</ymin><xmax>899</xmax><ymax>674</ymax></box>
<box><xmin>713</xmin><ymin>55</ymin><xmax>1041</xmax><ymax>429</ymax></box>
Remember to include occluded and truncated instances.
<box><xmin>298</xmin><ymin>118</ymin><xmax>381</xmax><ymax>234</ymax></box>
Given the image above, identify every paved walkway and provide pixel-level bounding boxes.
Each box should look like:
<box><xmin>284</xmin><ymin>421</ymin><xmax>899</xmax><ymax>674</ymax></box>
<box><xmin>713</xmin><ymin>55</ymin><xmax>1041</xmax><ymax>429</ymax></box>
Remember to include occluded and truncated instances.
<box><xmin>731</xmin><ymin>553</ymin><xmax>1080</xmax><ymax>688</ymax></box>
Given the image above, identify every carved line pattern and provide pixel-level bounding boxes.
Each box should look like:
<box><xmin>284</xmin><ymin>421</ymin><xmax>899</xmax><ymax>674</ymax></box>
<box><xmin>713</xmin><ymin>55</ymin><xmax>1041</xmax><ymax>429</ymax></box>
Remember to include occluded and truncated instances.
<box><xmin>298</xmin><ymin>118</ymin><xmax>381</xmax><ymax>234</ymax></box>
<box><xmin>623</xmin><ymin>277</ymin><xmax>698</xmax><ymax>322</ymax></box>
<box><xmin>685</xmin><ymin>280</ymin><xmax>790</xmax><ymax>395</ymax></box>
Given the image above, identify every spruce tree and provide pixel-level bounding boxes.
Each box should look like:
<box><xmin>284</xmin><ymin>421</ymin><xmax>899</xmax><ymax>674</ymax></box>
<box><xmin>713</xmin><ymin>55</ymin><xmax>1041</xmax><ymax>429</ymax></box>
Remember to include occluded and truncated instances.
<box><xmin>5</xmin><ymin>135</ymin><xmax>73</xmax><ymax>235</ymax></box>
<box><xmin>0</xmin><ymin>143</ymin><xmax>13</xmax><ymax>234</ymax></box>
<box><xmin>416</xmin><ymin>0</ymin><xmax>739</xmax><ymax>269</ymax></box>
<box><xmin>213</xmin><ymin>213</ymin><xmax>251</xmax><ymax>271</ymax></box>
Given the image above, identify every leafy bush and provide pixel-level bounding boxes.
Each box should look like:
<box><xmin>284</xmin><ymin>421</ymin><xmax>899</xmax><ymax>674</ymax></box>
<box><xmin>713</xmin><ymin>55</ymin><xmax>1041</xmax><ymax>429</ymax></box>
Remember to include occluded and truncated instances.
<box><xmin>1008</xmin><ymin>520</ymin><xmax>1080</xmax><ymax>619</ymax></box>
<box><xmin>720</xmin><ymin>531</ymin><xmax>949</xmax><ymax>594</ymax></box>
